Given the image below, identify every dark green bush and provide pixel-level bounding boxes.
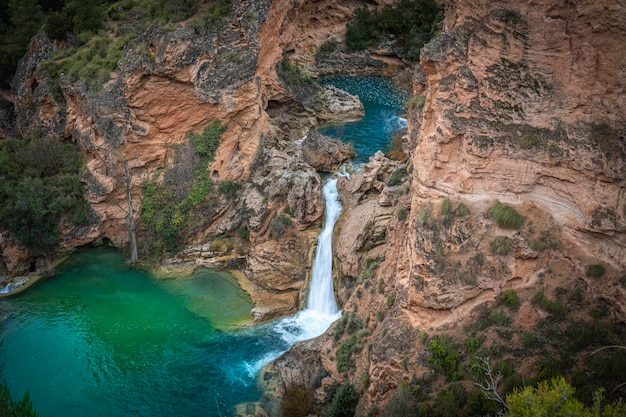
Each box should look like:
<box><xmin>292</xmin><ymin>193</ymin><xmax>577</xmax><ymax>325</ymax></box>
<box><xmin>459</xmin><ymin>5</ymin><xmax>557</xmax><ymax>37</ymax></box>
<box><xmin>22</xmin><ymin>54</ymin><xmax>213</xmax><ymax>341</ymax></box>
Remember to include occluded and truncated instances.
<box><xmin>533</xmin><ymin>290</ymin><xmax>563</xmax><ymax>315</ymax></box>
<box><xmin>325</xmin><ymin>382</ymin><xmax>359</xmax><ymax>417</ymax></box>
<box><xmin>428</xmin><ymin>335</ymin><xmax>461</xmax><ymax>380</ymax></box>
<box><xmin>336</xmin><ymin>336</ymin><xmax>358</xmax><ymax>372</ymax></box>
<box><xmin>0</xmin><ymin>383</ymin><xmax>39</xmax><ymax>417</ymax></box>
<box><xmin>346</xmin><ymin>0</ymin><xmax>443</xmax><ymax>60</ymax></box>
<box><xmin>218</xmin><ymin>180</ymin><xmax>242</xmax><ymax>198</ymax></box>
<box><xmin>498</xmin><ymin>289</ymin><xmax>520</xmax><ymax>309</ymax></box>
<box><xmin>488</xmin><ymin>200</ymin><xmax>524</xmax><ymax>229</ymax></box>
<box><xmin>585</xmin><ymin>263</ymin><xmax>605</xmax><ymax>278</ymax></box>
<box><xmin>0</xmin><ymin>136</ymin><xmax>90</xmax><ymax>256</ymax></box>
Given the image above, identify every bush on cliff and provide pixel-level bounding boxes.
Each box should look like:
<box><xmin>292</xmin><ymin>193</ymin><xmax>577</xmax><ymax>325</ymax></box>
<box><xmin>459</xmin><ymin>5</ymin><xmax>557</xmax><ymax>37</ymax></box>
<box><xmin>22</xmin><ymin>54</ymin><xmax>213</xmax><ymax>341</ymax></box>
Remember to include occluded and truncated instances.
<box><xmin>325</xmin><ymin>382</ymin><xmax>359</xmax><ymax>417</ymax></box>
<box><xmin>346</xmin><ymin>0</ymin><xmax>443</xmax><ymax>60</ymax></box>
<box><xmin>0</xmin><ymin>134</ymin><xmax>90</xmax><ymax>256</ymax></box>
<box><xmin>139</xmin><ymin>120</ymin><xmax>225</xmax><ymax>257</ymax></box>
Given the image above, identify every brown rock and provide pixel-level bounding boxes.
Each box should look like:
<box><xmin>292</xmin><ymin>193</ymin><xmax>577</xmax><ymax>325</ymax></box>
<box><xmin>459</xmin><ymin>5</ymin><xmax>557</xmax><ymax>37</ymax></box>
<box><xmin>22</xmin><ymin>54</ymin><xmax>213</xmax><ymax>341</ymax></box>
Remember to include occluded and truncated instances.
<box><xmin>299</xmin><ymin>130</ymin><xmax>355</xmax><ymax>172</ymax></box>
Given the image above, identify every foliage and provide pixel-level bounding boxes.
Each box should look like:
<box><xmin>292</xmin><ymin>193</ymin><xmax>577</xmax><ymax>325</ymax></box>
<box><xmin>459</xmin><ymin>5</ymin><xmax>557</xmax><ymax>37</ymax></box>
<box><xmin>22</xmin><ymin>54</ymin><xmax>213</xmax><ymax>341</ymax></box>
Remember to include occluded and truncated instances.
<box><xmin>533</xmin><ymin>290</ymin><xmax>563</xmax><ymax>315</ymax></box>
<box><xmin>190</xmin><ymin>121</ymin><xmax>226</xmax><ymax>160</ymax></box>
<box><xmin>428</xmin><ymin>335</ymin><xmax>462</xmax><ymax>380</ymax></box>
<box><xmin>0</xmin><ymin>0</ymin><xmax>44</xmax><ymax>87</ymax></box>
<box><xmin>346</xmin><ymin>0</ymin><xmax>443</xmax><ymax>60</ymax></box>
<box><xmin>498</xmin><ymin>289</ymin><xmax>520</xmax><ymax>310</ymax></box>
<box><xmin>386</xmin><ymin>169</ymin><xmax>405</xmax><ymax>186</ymax></box>
<box><xmin>325</xmin><ymin>382</ymin><xmax>359</xmax><ymax>417</ymax></box>
<box><xmin>269</xmin><ymin>214</ymin><xmax>292</xmax><ymax>240</ymax></box>
<box><xmin>140</xmin><ymin>120</ymin><xmax>224</xmax><ymax>257</ymax></box>
<box><xmin>218</xmin><ymin>180</ymin><xmax>241</xmax><ymax>199</ymax></box>
<box><xmin>277</xmin><ymin>59</ymin><xmax>314</xmax><ymax>87</ymax></box>
<box><xmin>0</xmin><ymin>383</ymin><xmax>40</xmax><ymax>417</ymax></box>
<box><xmin>505</xmin><ymin>377</ymin><xmax>626</xmax><ymax>417</ymax></box>
<box><xmin>0</xmin><ymin>136</ymin><xmax>90</xmax><ymax>256</ymax></box>
<box><xmin>585</xmin><ymin>263</ymin><xmax>605</xmax><ymax>278</ymax></box>
<box><xmin>336</xmin><ymin>336</ymin><xmax>359</xmax><ymax>372</ymax></box>
<box><xmin>396</xmin><ymin>207</ymin><xmax>408</xmax><ymax>221</ymax></box>
<box><xmin>488</xmin><ymin>200</ymin><xmax>524</xmax><ymax>229</ymax></box>
<box><xmin>490</xmin><ymin>236</ymin><xmax>514</xmax><ymax>256</ymax></box>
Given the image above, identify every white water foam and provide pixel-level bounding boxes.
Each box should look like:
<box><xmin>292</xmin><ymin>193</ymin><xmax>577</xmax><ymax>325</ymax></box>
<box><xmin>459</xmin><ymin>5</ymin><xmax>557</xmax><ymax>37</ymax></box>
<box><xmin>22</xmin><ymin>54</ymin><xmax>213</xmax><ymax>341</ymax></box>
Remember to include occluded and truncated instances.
<box><xmin>245</xmin><ymin>178</ymin><xmax>343</xmax><ymax>373</ymax></box>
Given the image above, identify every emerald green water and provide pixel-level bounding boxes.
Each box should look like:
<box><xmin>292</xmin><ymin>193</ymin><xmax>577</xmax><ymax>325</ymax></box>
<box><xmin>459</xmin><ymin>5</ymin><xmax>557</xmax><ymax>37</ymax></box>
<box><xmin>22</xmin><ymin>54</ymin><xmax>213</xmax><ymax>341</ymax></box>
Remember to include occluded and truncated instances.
<box><xmin>0</xmin><ymin>75</ymin><xmax>407</xmax><ymax>416</ymax></box>
<box><xmin>0</xmin><ymin>248</ymin><xmax>283</xmax><ymax>416</ymax></box>
<box><xmin>319</xmin><ymin>75</ymin><xmax>408</xmax><ymax>163</ymax></box>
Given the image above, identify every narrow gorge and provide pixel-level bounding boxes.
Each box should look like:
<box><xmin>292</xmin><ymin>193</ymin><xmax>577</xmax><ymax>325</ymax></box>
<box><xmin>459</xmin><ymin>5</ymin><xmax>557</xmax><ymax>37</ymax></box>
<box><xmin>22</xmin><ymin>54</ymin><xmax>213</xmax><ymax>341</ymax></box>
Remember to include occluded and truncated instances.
<box><xmin>1</xmin><ymin>0</ymin><xmax>625</xmax><ymax>416</ymax></box>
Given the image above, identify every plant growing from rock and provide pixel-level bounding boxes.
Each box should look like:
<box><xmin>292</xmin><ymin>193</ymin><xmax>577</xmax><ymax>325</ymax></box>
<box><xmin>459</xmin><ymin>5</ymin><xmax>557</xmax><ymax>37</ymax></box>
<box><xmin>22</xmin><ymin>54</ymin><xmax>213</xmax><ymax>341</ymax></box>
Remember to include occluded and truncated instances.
<box><xmin>488</xmin><ymin>200</ymin><xmax>524</xmax><ymax>229</ymax></box>
<box><xmin>585</xmin><ymin>263</ymin><xmax>605</xmax><ymax>278</ymax></box>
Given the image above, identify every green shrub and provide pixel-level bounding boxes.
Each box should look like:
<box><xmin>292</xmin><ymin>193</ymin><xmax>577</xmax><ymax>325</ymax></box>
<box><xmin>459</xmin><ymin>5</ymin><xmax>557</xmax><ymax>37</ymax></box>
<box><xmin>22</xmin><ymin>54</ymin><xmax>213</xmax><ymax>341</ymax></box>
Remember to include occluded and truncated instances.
<box><xmin>490</xmin><ymin>236</ymin><xmax>514</xmax><ymax>256</ymax></box>
<box><xmin>0</xmin><ymin>382</ymin><xmax>40</xmax><ymax>417</ymax></box>
<box><xmin>533</xmin><ymin>290</ymin><xmax>563</xmax><ymax>315</ymax></box>
<box><xmin>585</xmin><ymin>263</ymin><xmax>605</xmax><ymax>278</ymax></box>
<box><xmin>465</xmin><ymin>337</ymin><xmax>481</xmax><ymax>354</ymax></box>
<box><xmin>236</xmin><ymin>225</ymin><xmax>250</xmax><ymax>241</ymax></box>
<box><xmin>386</xmin><ymin>169</ymin><xmax>405</xmax><ymax>186</ymax></box>
<box><xmin>325</xmin><ymin>382</ymin><xmax>359</xmax><ymax>417</ymax></box>
<box><xmin>488</xmin><ymin>200</ymin><xmax>524</xmax><ymax>229</ymax></box>
<box><xmin>270</xmin><ymin>214</ymin><xmax>293</xmax><ymax>239</ymax></box>
<box><xmin>396</xmin><ymin>207</ymin><xmax>408</xmax><ymax>221</ymax></box>
<box><xmin>336</xmin><ymin>336</ymin><xmax>359</xmax><ymax>372</ymax></box>
<box><xmin>506</xmin><ymin>377</ymin><xmax>626</xmax><ymax>417</ymax></box>
<box><xmin>387</xmin><ymin>293</ymin><xmax>396</xmax><ymax>307</ymax></box>
<box><xmin>498</xmin><ymin>289</ymin><xmax>520</xmax><ymax>310</ymax></box>
<box><xmin>0</xmin><ymin>137</ymin><xmax>90</xmax><ymax>256</ymax></box>
<box><xmin>278</xmin><ymin>59</ymin><xmax>314</xmax><ymax>86</ymax></box>
<box><xmin>140</xmin><ymin>121</ymin><xmax>224</xmax><ymax>257</ymax></box>
<box><xmin>218</xmin><ymin>180</ymin><xmax>242</xmax><ymax>198</ymax></box>
<box><xmin>346</xmin><ymin>0</ymin><xmax>443</xmax><ymax>61</ymax></box>
<box><xmin>190</xmin><ymin>120</ymin><xmax>226</xmax><ymax>160</ymax></box>
<box><xmin>428</xmin><ymin>335</ymin><xmax>461</xmax><ymax>380</ymax></box>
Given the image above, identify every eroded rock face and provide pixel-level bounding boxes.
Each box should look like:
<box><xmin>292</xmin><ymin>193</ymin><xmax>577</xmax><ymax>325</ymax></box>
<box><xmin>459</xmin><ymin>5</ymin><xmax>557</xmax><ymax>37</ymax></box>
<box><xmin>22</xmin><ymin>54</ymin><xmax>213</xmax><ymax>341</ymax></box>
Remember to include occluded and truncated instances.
<box><xmin>0</xmin><ymin>0</ymin><xmax>379</xmax><ymax>287</ymax></box>
<box><xmin>261</xmin><ymin>0</ymin><xmax>626</xmax><ymax>414</ymax></box>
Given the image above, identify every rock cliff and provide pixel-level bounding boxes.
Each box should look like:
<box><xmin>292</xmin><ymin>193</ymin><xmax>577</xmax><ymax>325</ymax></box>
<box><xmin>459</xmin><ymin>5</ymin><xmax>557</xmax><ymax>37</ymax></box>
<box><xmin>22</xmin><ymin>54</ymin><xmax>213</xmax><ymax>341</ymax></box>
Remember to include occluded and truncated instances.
<box><xmin>0</xmin><ymin>0</ymin><xmax>383</xmax><ymax>316</ymax></box>
<box><xmin>263</xmin><ymin>0</ymin><xmax>626</xmax><ymax>414</ymax></box>
<box><xmin>2</xmin><ymin>0</ymin><xmax>625</xmax><ymax>414</ymax></box>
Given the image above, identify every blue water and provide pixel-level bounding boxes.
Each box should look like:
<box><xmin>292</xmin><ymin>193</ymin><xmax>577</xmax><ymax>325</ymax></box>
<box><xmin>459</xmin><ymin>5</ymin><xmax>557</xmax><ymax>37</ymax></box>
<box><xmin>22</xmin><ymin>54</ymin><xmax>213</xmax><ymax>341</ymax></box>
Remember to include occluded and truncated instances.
<box><xmin>0</xmin><ymin>248</ymin><xmax>303</xmax><ymax>416</ymax></box>
<box><xmin>0</xmin><ymin>76</ymin><xmax>404</xmax><ymax>416</ymax></box>
<box><xmin>318</xmin><ymin>75</ymin><xmax>408</xmax><ymax>163</ymax></box>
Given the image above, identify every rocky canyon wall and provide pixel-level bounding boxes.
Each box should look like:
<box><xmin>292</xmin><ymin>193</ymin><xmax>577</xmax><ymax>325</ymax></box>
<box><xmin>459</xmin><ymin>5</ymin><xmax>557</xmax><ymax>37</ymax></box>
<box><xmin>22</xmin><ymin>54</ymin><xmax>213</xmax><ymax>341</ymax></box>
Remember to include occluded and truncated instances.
<box><xmin>265</xmin><ymin>0</ymin><xmax>626</xmax><ymax>414</ymax></box>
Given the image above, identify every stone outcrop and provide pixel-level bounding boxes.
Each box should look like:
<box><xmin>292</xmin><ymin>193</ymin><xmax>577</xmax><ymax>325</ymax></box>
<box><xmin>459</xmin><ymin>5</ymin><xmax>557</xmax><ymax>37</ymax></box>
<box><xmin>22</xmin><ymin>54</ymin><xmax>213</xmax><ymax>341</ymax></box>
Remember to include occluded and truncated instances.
<box><xmin>0</xmin><ymin>0</ymin><xmax>379</xmax><ymax>301</ymax></box>
<box><xmin>261</xmin><ymin>0</ymin><xmax>626</xmax><ymax>414</ymax></box>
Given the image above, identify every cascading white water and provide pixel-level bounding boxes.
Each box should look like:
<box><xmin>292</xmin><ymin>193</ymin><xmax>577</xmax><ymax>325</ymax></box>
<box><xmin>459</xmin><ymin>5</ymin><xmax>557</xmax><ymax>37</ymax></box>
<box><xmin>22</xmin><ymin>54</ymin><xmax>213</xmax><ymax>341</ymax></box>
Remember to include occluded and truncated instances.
<box><xmin>242</xmin><ymin>177</ymin><xmax>343</xmax><ymax>376</ymax></box>
<box><xmin>306</xmin><ymin>178</ymin><xmax>341</xmax><ymax>315</ymax></box>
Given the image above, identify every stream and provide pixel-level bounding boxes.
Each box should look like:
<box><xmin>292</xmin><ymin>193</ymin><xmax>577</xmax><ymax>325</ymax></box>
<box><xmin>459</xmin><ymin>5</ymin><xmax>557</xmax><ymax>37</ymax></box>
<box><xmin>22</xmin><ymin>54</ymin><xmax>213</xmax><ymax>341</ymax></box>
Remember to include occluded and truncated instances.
<box><xmin>0</xmin><ymin>75</ymin><xmax>407</xmax><ymax>416</ymax></box>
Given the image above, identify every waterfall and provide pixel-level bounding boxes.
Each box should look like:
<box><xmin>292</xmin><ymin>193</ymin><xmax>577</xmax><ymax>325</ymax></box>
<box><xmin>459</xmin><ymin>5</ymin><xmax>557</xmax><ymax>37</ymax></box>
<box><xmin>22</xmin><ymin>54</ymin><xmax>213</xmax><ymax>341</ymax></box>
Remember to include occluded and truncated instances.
<box><xmin>306</xmin><ymin>178</ymin><xmax>341</xmax><ymax>315</ymax></box>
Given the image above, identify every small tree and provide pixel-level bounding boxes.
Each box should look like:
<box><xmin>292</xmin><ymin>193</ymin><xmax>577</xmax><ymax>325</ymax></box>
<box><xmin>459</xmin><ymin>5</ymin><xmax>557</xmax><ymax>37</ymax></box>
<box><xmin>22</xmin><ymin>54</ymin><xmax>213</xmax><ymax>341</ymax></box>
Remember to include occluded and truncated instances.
<box><xmin>326</xmin><ymin>382</ymin><xmax>359</xmax><ymax>417</ymax></box>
